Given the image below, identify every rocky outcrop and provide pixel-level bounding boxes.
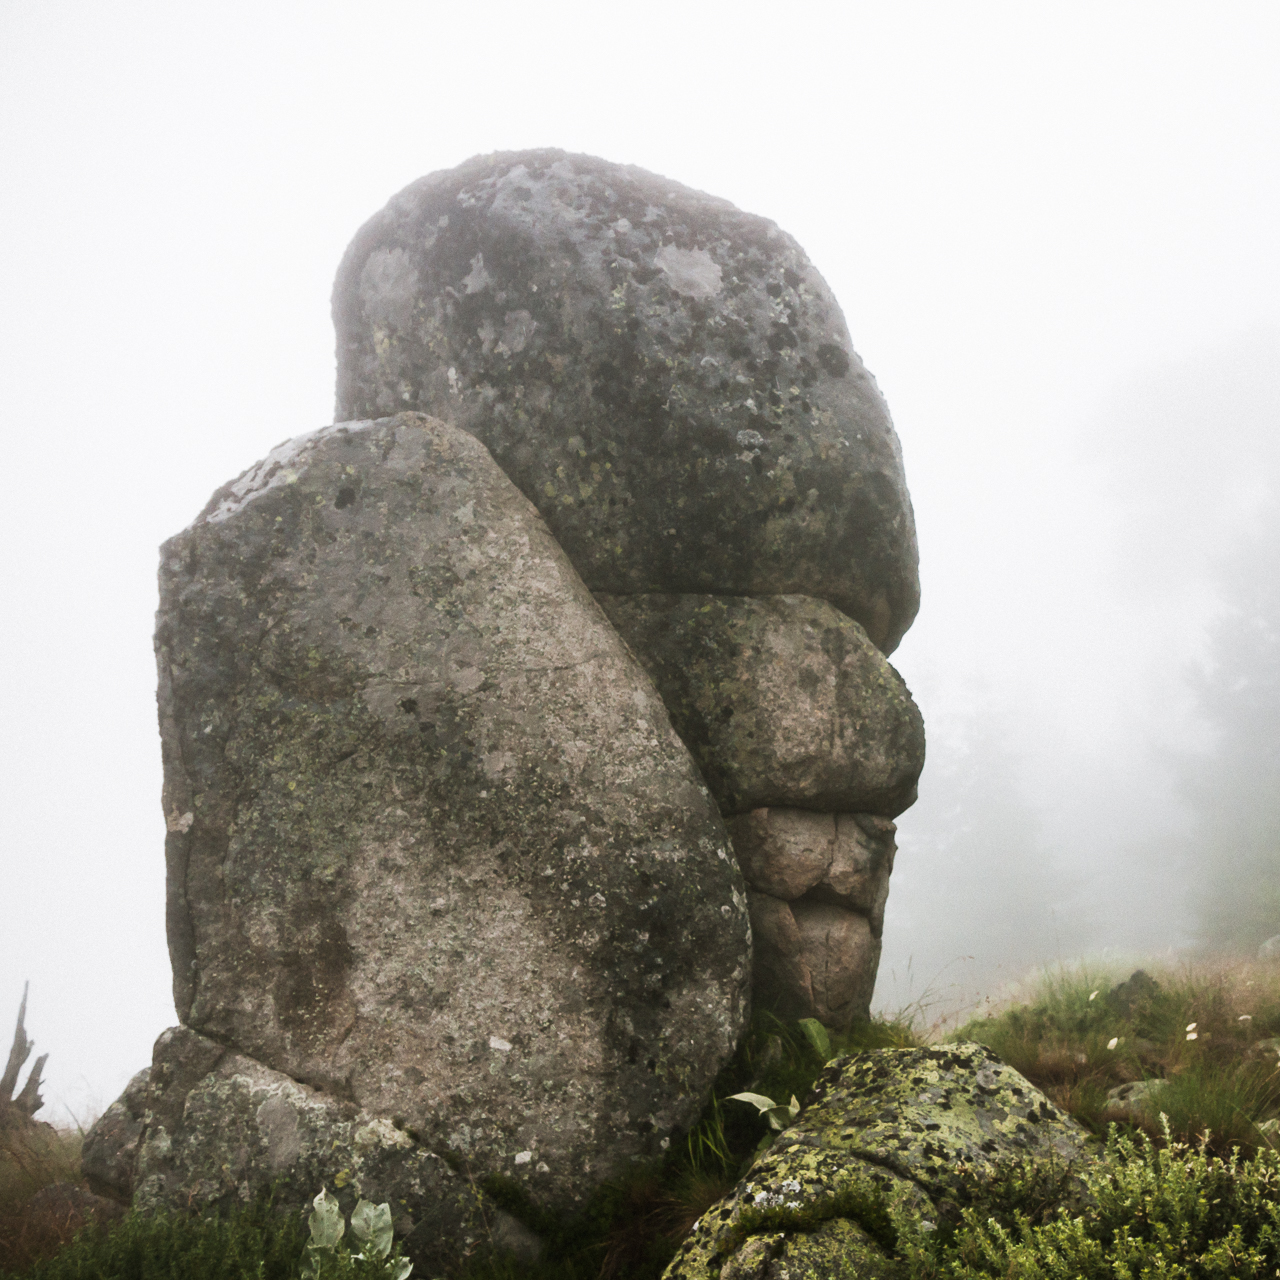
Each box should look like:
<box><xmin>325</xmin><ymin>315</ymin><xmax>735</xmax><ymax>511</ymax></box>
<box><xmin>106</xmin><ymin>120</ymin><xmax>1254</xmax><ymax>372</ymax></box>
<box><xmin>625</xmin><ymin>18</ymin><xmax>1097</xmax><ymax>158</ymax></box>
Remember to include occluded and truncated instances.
<box><xmin>332</xmin><ymin>149</ymin><xmax>919</xmax><ymax>654</ymax></box>
<box><xmin>596</xmin><ymin>594</ymin><xmax>923</xmax><ymax>817</ymax></box>
<box><xmin>154</xmin><ymin>412</ymin><xmax>749</xmax><ymax>1215</ymax></box>
<box><xmin>128</xmin><ymin>1026</ymin><xmax>537</xmax><ymax>1273</ymax></box>
<box><xmin>663</xmin><ymin>1043</ymin><xmax>1094</xmax><ymax>1279</ymax></box>
<box><xmin>89</xmin><ymin>154</ymin><xmax>929</xmax><ymax>1270</ymax></box>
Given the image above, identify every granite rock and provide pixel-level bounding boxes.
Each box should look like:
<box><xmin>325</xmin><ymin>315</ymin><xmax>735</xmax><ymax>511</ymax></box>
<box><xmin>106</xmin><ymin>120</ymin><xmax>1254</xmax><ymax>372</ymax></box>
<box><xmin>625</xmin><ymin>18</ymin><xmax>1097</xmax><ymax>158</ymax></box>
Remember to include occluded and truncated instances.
<box><xmin>728</xmin><ymin>809</ymin><xmax>896</xmax><ymax>932</ymax></box>
<box><xmin>664</xmin><ymin>1043</ymin><xmax>1094</xmax><ymax>1279</ymax></box>
<box><xmin>332</xmin><ymin>150</ymin><xmax>919</xmax><ymax>653</ymax></box>
<box><xmin>81</xmin><ymin>1066</ymin><xmax>150</xmax><ymax>1202</ymax></box>
<box><xmin>131</xmin><ymin>1026</ymin><xmax>534</xmax><ymax>1275</ymax></box>
<box><xmin>155</xmin><ymin>411</ymin><xmax>750</xmax><ymax>1209</ymax></box>
<box><xmin>596</xmin><ymin>593</ymin><xmax>923</xmax><ymax>816</ymax></box>
<box><xmin>747</xmin><ymin>892</ymin><xmax>880</xmax><ymax>1027</ymax></box>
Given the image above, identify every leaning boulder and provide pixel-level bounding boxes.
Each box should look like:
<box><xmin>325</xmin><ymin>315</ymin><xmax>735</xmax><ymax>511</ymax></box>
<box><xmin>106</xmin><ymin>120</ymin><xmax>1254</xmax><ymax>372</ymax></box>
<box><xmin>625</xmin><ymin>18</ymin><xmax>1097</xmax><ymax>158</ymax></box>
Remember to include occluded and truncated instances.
<box><xmin>664</xmin><ymin>1043</ymin><xmax>1094</xmax><ymax>1279</ymax></box>
<box><xmin>332</xmin><ymin>149</ymin><xmax>919</xmax><ymax>653</ymax></box>
<box><xmin>596</xmin><ymin>593</ymin><xmax>924</xmax><ymax>816</ymax></box>
<box><xmin>155</xmin><ymin>411</ymin><xmax>750</xmax><ymax>1209</ymax></box>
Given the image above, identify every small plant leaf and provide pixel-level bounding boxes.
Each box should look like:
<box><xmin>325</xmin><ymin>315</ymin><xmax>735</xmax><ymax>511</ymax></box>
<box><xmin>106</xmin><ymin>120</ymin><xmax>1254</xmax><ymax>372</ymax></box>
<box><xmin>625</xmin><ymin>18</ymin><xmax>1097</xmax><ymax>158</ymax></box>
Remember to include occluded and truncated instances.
<box><xmin>308</xmin><ymin>1187</ymin><xmax>345</xmax><ymax>1250</ymax></box>
<box><xmin>797</xmin><ymin>1017</ymin><xmax>833</xmax><ymax>1062</ymax></box>
<box><xmin>391</xmin><ymin>1259</ymin><xmax>414</xmax><ymax>1279</ymax></box>
<box><xmin>728</xmin><ymin>1091</ymin><xmax>780</xmax><ymax>1115</ymax></box>
<box><xmin>351</xmin><ymin>1198</ymin><xmax>395</xmax><ymax>1258</ymax></box>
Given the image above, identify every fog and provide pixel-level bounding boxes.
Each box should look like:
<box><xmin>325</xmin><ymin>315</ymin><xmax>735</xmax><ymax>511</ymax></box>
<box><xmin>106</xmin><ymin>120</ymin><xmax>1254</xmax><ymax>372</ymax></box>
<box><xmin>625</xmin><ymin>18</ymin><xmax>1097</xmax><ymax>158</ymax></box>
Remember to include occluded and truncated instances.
<box><xmin>2</xmin><ymin>2</ymin><xmax>1278</xmax><ymax>1122</ymax></box>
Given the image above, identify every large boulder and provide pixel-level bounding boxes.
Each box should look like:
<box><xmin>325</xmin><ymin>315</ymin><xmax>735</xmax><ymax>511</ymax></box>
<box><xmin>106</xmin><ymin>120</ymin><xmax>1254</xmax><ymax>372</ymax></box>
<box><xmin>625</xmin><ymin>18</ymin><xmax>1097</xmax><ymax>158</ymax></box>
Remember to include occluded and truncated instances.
<box><xmin>129</xmin><ymin>1026</ymin><xmax>536</xmax><ymax>1275</ymax></box>
<box><xmin>332</xmin><ymin>149</ymin><xmax>919</xmax><ymax>653</ymax></box>
<box><xmin>595</xmin><ymin>593</ymin><xmax>924</xmax><ymax>817</ymax></box>
<box><xmin>664</xmin><ymin>1043</ymin><xmax>1094</xmax><ymax>1279</ymax></box>
<box><xmin>155</xmin><ymin>411</ymin><xmax>750</xmax><ymax>1209</ymax></box>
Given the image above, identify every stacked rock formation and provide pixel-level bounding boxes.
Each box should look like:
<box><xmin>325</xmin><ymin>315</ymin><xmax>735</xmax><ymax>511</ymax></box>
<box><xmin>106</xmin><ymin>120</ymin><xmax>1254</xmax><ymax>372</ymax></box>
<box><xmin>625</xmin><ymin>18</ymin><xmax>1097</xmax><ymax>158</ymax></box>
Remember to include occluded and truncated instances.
<box><xmin>85</xmin><ymin>150</ymin><xmax>924</xmax><ymax>1272</ymax></box>
<box><xmin>334</xmin><ymin>149</ymin><xmax>924</xmax><ymax>1029</ymax></box>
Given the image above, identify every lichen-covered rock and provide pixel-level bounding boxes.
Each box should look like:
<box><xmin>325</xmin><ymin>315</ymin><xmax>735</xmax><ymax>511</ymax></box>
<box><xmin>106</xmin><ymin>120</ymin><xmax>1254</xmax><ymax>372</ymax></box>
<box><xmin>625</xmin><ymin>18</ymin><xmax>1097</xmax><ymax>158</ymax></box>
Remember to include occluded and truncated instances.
<box><xmin>595</xmin><ymin>593</ymin><xmax>924</xmax><ymax>816</ymax></box>
<box><xmin>728</xmin><ymin>810</ymin><xmax>896</xmax><ymax>930</ymax></box>
<box><xmin>664</xmin><ymin>1043</ymin><xmax>1094</xmax><ymax>1280</ymax></box>
<box><xmin>81</xmin><ymin>1066</ymin><xmax>150</xmax><ymax>1201</ymax></box>
<box><xmin>131</xmin><ymin>1026</ymin><xmax>533</xmax><ymax>1275</ymax></box>
<box><xmin>156</xmin><ymin>411</ymin><xmax>750</xmax><ymax>1208</ymax></box>
<box><xmin>332</xmin><ymin>149</ymin><xmax>919</xmax><ymax>653</ymax></box>
<box><xmin>747</xmin><ymin>892</ymin><xmax>880</xmax><ymax>1027</ymax></box>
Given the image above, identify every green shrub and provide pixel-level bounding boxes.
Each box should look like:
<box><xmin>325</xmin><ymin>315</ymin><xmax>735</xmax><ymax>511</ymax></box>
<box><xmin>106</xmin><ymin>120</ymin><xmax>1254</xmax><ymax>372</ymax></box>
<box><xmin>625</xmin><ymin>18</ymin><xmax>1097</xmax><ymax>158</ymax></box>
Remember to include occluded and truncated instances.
<box><xmin>0</xmin><ymin>1195</ymin><xmax>310</xmax><ymax>1280</ymax></box>
<box><xmin>901</xmin><ymin>1122</ymin><xmax>1280</xmax><ymax>1278</ymax></box>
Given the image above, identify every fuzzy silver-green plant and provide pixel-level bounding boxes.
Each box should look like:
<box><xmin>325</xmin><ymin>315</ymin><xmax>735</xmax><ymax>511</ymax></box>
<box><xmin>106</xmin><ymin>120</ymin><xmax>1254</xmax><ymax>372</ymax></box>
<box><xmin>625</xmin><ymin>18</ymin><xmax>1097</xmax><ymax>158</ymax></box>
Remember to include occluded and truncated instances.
<box><xmin>302</xmin><ymin>1187</ymin><xmax>412</xmax><ymax>1280</ymax></box>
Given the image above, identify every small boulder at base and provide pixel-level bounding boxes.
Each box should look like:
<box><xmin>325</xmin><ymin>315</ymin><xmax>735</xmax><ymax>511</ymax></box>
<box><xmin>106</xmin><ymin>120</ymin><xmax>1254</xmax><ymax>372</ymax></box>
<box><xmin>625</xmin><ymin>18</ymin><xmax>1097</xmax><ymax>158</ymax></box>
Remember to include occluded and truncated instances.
<box><xmin>81</xmin><ymin>1066</ymin><xmax>150</xmax><ymax>1202</ymax></box>
<box><xmin>130</xmin><ymin>1026</ymin><xmax>534</xmax><ymax>1275</ymax></box>
<box><xmin>664</xmin><ymin>1043</ymin><xmax>1093</xmax><ymax>1279</ymax></box>
<box><xmin>155</xmin><ymin>412</ymin><xmax>750</xmax><ymax>1210</ymax></box>
<box><xmin>332</xmin><ymin>150</ymin><xmax>919</xmax><ymax>653</ymax></box>
<box><xmin>595</xmin><ymin>593</ymin><xmax>924</xmax><ymax>816</ymax></box>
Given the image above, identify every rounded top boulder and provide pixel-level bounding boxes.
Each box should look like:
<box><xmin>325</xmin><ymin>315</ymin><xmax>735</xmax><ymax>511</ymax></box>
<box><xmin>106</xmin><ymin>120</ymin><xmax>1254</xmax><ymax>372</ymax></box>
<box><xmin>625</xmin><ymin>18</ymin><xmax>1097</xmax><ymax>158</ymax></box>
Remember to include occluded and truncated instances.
<box><xmin>333</xmin><ymin>149</ymin><xmax>919</xmax><ymax>652</ymax></box>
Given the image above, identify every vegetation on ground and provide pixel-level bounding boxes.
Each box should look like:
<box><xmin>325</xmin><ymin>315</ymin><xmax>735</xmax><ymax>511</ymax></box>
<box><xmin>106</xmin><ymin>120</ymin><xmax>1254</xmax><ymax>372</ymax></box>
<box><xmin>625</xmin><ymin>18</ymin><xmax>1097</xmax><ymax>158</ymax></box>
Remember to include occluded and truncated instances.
<box><xmin>9</xmin><ymin>959</ymin><xmax>1280</xmax><ymax>1277</ymax></box>
<box><xmin>953</xmin><ymin>957</ymin><xmax>1280</xmax><ymax>1155</ymax></box>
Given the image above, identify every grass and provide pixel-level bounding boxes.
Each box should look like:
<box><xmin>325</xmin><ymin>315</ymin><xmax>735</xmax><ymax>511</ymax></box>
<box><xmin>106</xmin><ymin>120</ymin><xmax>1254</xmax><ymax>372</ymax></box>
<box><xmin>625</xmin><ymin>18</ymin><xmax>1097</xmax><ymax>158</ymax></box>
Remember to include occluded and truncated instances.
<box><xmin>9</xmin><ymin>957</ymin><xmax>1280</xmax><ymax>1277</ymax></box>
<box><xmin>953</xmin><ymin>957</ymin><xmax>1280</xmax><ymax>1155</ymax></box>
<box><xmin>0</xmin><ymin>1118</ymin><xmax>92</xmax><ymax>1275</ymax></box>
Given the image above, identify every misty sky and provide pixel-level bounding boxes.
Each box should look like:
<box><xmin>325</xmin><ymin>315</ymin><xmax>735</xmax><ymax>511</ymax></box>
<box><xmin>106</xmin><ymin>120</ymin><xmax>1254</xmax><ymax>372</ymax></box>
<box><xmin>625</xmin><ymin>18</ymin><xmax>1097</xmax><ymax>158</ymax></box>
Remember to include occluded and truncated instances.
<box><xmin>2</xmin><ymin>2</ymin><xmax>1278</xmax><ymax>1124</ymax></box>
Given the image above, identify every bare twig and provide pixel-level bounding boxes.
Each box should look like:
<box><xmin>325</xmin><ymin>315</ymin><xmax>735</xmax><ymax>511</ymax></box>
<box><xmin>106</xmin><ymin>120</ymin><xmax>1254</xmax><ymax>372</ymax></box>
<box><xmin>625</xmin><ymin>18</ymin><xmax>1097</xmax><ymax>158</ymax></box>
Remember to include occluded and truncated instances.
<box><xmin>1</xmin><ymin>982</ymin><xmax>46</xmax><ymax>1116</ymax></box>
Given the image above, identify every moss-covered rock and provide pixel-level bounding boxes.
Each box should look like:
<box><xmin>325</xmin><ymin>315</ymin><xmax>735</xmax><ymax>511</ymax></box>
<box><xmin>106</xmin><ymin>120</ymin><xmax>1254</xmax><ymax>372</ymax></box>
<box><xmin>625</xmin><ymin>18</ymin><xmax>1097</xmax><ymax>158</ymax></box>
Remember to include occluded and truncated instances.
<box><xmin>663</xmin><ymin>1043</ymin><xmax>1094</xmax><ymax>1279</ymax></box>
<box><xmin>155</xmin><ymin>412</ymin><xmax>750</xmax><ymax>1211</ymax></box>
<box><xmin>332</xmin><ymin>150</ymin><xmax>919</xmax><ymax>654</ymax></box>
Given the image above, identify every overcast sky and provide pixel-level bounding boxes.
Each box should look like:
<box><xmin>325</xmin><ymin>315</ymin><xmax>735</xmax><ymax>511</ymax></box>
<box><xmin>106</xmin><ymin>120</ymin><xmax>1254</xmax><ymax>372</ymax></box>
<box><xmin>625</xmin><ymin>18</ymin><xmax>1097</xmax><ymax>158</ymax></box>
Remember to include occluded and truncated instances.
<box><xmin>2</xmin><ymin>2</ymin><xmax>1278</xmax><ymax>1123</ymax></box>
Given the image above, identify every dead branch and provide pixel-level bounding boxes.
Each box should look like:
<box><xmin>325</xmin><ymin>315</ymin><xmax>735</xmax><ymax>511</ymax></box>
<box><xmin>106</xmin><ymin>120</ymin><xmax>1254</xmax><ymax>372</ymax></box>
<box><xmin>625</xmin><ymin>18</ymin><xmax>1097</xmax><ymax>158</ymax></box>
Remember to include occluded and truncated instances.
<box><xmin>1</xmin><ymin>982</ymin><xmax>46</xmax><ymax>1116</ymax></box>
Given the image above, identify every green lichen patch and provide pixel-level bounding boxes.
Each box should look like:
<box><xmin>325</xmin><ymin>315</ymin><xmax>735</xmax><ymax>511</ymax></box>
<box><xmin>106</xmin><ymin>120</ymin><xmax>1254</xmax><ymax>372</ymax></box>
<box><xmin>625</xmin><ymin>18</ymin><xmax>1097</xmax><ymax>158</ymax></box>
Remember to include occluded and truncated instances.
<box><xmin>661</xmin><ymin>1043</ymin><xmax>1094</xmax><ymax>1280</ymax></box>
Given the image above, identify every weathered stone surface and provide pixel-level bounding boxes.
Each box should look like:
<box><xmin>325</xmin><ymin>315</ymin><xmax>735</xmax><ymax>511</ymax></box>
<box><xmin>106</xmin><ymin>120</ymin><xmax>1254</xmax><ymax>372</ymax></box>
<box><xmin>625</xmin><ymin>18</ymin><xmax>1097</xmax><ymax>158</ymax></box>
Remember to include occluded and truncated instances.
<box><xmin>131</xmin><ymin>1026</ymin><xmax>531</xmax><ymax>1275</ymax></box>
<box><xmin>156</xmin><ymin>411</ymin><xmax>750</xmax><ymax>1208</ymax></box>
<box><xmin>81</xmin><ymin>1066</ymin><xmax>150</xmax><ymax>1201</ymax></box>
<box><xmin>332</xmin><ymin>149</ymin><xmax>919</xmax><ymax>653</ymax></box>
<box><xmin>728</xmin><ymin>809</ymin><xmax>896</xmax><ymax>931</ymax></box>
<box><xmin>748</xmin><ymin>892</ymin><xmax>880</xmax><ymax>1027</ymax></box>
<box><xmin>664</xmin><ymin>1043</ymin><xmax>1094</xmax><ymax>1280</ymax></box>
<box><xmin>596</xmin><ymin>593</ymin><xmax>924</xmax><ymax>816</ymax></box>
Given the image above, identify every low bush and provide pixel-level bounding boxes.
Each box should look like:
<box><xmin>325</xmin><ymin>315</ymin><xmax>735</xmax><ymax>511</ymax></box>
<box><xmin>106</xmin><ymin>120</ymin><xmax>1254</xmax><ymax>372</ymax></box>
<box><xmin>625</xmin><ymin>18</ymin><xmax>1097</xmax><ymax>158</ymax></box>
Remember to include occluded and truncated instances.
<box><xmin>900</xmin><ymin>1122</ymin><xmax>1280</xmax><ymax>1278</ymax></box>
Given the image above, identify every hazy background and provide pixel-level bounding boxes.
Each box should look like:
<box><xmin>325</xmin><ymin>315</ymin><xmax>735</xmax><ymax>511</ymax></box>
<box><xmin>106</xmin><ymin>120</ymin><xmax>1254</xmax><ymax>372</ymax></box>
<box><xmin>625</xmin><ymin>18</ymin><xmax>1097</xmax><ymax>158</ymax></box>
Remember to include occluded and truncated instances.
<box><xmin>2</xmin><ymin>2</ymin><xmax>1277</xmax><ymax>1124</ymax></box>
